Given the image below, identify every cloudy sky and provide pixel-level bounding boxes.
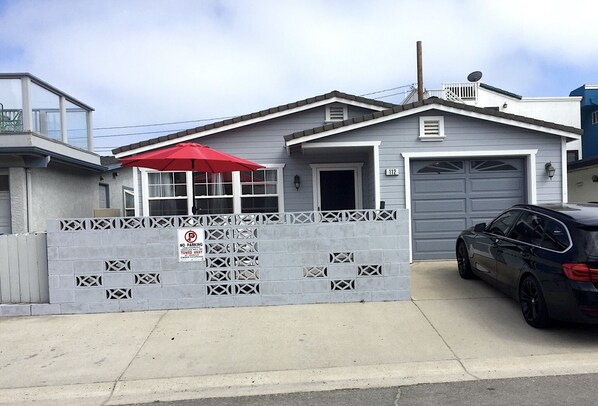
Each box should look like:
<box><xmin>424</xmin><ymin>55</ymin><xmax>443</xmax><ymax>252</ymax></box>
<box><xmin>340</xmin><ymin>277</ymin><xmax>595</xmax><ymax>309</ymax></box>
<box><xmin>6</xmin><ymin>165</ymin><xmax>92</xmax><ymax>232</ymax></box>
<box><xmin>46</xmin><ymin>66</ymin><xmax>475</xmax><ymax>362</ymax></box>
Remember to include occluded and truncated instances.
<box><xmin>0</xmin><ymin>0</ymin><xmax>596</xmax><ymax>155</ymax></box>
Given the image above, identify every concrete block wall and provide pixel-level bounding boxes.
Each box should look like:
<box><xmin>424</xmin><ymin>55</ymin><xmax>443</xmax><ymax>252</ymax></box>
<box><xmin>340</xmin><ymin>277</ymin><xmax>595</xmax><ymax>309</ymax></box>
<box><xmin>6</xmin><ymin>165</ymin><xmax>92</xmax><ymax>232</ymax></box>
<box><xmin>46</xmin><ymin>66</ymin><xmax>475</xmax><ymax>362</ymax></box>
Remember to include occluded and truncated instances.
<box><xmin>5</xmin><ymin>210</ymin><xmax>410</xmax><ymax>315</ymax></box>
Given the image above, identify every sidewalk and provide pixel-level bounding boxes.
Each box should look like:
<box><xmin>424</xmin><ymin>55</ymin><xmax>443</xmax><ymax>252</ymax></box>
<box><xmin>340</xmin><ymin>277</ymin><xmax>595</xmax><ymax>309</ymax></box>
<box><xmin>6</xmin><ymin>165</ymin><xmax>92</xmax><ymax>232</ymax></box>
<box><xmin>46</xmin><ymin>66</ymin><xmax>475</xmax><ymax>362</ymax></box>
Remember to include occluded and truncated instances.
<box><xmin>2</xmin><ymin>261</ymin><xmax>598</xmax><ymax>405</ymax></box>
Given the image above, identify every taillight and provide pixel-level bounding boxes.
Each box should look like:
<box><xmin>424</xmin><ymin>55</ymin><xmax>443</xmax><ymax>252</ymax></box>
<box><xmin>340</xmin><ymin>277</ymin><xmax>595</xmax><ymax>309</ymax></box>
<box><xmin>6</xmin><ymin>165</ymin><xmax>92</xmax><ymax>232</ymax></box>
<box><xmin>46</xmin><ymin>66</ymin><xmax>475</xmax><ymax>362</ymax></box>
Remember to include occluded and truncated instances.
<box><xmin>562</xmin><ymin>263</ymin><xmax>598</xmax><ymax>282</ymax></box>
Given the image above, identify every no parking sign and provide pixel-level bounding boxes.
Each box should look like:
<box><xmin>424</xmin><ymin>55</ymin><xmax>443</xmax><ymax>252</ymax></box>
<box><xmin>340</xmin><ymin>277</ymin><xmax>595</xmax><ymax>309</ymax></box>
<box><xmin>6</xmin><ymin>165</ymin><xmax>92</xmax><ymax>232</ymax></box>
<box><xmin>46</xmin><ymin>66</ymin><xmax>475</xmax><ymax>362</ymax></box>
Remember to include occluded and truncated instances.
<box><xmin>177</xmin><ymin>228</ymin><xmax>205</xmax><ymax>262</ymax></box>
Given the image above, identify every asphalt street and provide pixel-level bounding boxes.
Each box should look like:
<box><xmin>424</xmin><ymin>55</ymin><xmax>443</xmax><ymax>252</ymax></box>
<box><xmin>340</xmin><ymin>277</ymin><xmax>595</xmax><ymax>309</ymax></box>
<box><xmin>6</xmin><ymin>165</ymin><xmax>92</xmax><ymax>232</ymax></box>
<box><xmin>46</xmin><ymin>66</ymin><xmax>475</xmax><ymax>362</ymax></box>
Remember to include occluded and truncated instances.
<box><xmin>125</xmin><ymin>373</ymin><xmax>598</xmax><ymax>406</ymax></box>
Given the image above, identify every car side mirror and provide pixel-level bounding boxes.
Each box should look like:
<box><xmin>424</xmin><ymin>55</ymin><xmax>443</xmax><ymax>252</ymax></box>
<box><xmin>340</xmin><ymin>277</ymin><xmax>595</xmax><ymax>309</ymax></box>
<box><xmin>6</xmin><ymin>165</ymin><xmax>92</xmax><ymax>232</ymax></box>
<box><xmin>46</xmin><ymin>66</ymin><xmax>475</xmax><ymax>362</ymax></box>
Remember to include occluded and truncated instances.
<box><xmin>474</xmin><ymin>223</ymin><xmax>487</xmax><ymax>232</ymax></box>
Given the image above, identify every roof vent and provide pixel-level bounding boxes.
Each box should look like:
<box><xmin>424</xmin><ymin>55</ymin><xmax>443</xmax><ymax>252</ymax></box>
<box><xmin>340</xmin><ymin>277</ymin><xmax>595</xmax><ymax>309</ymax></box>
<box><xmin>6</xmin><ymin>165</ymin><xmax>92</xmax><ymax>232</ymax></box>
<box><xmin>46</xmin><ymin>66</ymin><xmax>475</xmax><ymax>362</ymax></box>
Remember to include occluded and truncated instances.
<box><xmin>419</xmin><ymin>116</ymin><xmax>445</xmax><ymax>141</ymax></box>
<box><xmin>326</xmin><ymin>105</ymin><xmax>347</xmax><ymax>122</ymax></box>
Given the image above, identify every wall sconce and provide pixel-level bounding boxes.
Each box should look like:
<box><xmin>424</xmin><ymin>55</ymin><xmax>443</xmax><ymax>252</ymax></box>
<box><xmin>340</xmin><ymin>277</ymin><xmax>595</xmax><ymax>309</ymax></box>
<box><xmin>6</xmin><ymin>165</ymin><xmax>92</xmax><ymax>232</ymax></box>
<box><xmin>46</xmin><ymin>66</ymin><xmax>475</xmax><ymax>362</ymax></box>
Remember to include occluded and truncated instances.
<box><xmin>294</xmin><ymin>175</ymin><xmax>301</xmax><ymax>190</ymax></box>
<box><xmin>545</xmin><ymin>162</ymin><xmax>555</xmax><ymax>179</ymax></box>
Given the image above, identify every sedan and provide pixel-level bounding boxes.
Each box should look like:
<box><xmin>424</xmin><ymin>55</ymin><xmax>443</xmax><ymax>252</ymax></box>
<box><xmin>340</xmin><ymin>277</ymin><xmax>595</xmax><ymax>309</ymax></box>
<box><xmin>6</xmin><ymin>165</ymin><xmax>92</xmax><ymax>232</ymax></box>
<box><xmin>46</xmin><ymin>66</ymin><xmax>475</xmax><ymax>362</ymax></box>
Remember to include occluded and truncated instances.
<box><xmin>456</xmin><ymin>203</ymin><xmax>598</xmax><ymax>328</ymax></box>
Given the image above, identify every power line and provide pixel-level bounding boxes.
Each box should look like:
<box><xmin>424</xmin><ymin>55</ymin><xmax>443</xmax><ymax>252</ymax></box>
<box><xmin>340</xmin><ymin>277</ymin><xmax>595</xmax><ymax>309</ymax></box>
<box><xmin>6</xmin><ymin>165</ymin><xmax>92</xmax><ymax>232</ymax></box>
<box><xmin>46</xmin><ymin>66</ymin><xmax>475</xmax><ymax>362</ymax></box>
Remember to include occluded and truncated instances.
<box><xmin>359</xmin><ymin>84</ymin><xmax>414</xmax><ymax>97</ymax></box>
<box><xmin>93</xmin><ymin>116</ymin><xmax>233</xmax><ymax>130</ymax></box>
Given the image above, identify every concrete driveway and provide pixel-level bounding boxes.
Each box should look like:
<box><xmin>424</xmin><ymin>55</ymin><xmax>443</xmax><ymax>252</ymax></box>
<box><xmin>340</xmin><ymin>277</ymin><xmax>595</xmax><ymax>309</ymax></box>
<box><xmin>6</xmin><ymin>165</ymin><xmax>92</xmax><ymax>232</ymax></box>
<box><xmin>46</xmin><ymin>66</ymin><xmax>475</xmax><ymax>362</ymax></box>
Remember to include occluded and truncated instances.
<box><xmin>1</xmin><ymin>261</ymin><xmax>598</xmax><ymax>405</ymax></box>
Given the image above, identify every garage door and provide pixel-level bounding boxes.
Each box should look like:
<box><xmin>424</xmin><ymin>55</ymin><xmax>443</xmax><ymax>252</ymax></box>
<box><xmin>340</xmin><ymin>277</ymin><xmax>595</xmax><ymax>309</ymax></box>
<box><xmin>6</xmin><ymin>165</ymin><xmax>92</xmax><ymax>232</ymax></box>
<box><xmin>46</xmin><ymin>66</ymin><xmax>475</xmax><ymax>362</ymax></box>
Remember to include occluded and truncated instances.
<box><xmin>411</xmin><ymin>158</ymin><xmax>526</xmax><ymax>260</ymax></box>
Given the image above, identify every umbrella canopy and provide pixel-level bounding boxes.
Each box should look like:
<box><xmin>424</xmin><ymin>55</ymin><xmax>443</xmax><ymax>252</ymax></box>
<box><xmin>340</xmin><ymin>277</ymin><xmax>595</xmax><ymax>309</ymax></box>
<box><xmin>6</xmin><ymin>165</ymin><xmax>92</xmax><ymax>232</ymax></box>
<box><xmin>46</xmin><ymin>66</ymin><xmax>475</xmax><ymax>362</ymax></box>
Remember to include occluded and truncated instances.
<box><xmin>118</xmin><ymin>142</ymin><xmax>264</xmax><ymax>173</ymax></box>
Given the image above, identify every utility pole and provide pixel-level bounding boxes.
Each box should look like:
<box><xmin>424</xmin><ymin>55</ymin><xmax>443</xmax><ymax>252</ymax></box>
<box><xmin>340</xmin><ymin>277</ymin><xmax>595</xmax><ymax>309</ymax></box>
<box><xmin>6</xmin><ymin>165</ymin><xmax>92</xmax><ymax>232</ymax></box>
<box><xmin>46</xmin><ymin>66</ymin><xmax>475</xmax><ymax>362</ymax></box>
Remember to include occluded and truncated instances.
<box><xmin>417</xmin><ymin>41</ymin><xmax>424</xmax><ymax>102</ymax></box>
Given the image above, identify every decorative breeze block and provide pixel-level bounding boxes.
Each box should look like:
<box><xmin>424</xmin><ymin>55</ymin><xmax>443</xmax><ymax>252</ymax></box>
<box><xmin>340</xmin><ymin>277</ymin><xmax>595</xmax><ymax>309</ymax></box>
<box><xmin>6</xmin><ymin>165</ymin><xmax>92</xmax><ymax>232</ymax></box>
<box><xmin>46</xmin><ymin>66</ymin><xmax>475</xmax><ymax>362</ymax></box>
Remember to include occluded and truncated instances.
<box><xmin>330</xmin><ymin>252</ymin><xmax>354</xmax><ymax>263</ymax></box>
<box><xmin>206</xmin><ymin>257</ymin><xmax>230</xmax><ymax>268</ymax></box>
<box><xmin>206</xmin><ymin>270</ymin><xmax>232</xmax><ymax>282</ymax></box>
<box><xmin>358</xmin><ymin>265</ymin><xmax>383</xmax><ymax>276</ymax></box>
<box><xmin>207</xmin><ymin>284</ymin><xmax>233</xmax><ymax>296</ymax></box>
<box><xmin>76</xmin><ymin>275</ymin><xmax>103</xmax><ymax>287</ymax></box>
<box><xmin>330</xmin><ymin>279</ymin><xmax>356</xmax><ymax>291</ymax></box>
<box><xmin>236</xmin><ymin>269</ymin><xmax>259</xmax><ymax>280</ymax></box>
<box><xmin>134</xmin><ymin>273</ymin><xmax>161</xmax><ymax>285</ymax></box>
<box><xmin>234</xmin><ymin>228</ymin><xmax>257</xmax><ymax>239</ymax></box>
<box><xmin>104</xmin><ymin>260</ymin><xmax>131</xmax><ymax>272</ymax></box>
<box><xmin>205</xmin><ymin>229</ymin><xmax>229</xmax><ymax>240</ymax></box>
<box><xmin>236</xmin><ymin>283</ymin><xmax>260</xmax><ymax>295</ymax></box>
<box><xmin>206</xmin><ymin>243</ymin><xmax>231</xmax><ymax>254</ymax></box>
<box><xmin>106</xmin><ymin>288</ymin><xmax>132</xmax><ymax>300</ymax></box>
<box><xmin>303</xmin><ymin>266</ymin><xmax>327</xmax><ymax>278</ymax></box>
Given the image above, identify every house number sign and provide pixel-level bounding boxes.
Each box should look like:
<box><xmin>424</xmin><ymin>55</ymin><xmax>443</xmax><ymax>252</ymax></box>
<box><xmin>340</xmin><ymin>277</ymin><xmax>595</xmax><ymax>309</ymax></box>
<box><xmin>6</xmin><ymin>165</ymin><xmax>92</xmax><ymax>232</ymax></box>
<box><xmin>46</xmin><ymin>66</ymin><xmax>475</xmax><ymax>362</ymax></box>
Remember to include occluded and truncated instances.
<box><xmin>385</xmin><ymin>168</ymin><xmax>400</xmax><ymax>176</ymax></box>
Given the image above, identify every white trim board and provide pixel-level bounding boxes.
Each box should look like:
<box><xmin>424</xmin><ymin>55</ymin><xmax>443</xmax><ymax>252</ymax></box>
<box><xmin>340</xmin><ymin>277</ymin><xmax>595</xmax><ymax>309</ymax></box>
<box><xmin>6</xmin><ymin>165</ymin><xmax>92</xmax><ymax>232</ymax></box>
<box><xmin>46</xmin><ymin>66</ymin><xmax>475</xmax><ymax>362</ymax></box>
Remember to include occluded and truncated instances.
<box><xmin>285</xmin><ymin>104</ymin><xmax>580</xmax><ymax>147</ymax></box>
<box><xmin>116</xmin><ymin>97</ymin><xmax>389</xmax><ymax>158</ymax></box>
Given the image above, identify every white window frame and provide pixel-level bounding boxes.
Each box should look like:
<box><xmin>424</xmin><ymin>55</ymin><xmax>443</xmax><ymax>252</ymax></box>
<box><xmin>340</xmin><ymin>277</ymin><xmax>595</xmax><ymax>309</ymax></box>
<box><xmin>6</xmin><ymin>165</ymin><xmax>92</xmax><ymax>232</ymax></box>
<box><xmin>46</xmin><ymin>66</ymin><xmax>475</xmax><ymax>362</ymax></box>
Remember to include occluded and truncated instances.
<box><xmin>310</xmin><ymin>163</ymin><xmax>363</xmax><ymax>211</ymax></box>
<box><xmin>419</xmin><ymin>116</ymin><xmax>445</xmax><ymax>141</ymax></box>
<box><xmin>140</xmin><ymin>164</ymin><xmax>285</xmax><ymax>215</ymax></box>
<box><xmin>123</xmin><ymin>187</ymin><xmax>135</xmax><ymax>217</ymax></box>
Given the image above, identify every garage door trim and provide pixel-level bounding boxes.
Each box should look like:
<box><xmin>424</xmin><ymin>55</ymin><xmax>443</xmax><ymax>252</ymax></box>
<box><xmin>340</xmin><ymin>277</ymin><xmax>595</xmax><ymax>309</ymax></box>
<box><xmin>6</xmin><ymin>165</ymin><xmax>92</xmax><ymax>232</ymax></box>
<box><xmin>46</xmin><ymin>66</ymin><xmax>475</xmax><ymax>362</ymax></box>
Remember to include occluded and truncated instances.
<box><xmin>402</xmin><ymin>149</ymin><xmax>537</xmax><ymax>262</ymax></box>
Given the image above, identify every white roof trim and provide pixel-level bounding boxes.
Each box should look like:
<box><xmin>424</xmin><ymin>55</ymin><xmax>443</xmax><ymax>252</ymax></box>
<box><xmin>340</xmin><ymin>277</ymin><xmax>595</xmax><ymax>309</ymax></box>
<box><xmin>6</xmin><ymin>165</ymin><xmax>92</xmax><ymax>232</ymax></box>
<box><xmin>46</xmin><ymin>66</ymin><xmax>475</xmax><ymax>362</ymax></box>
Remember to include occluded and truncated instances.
<box><xmin>115</xmin><ymin>96</ymin><xmax>390</xmax><ymax>158</ymax></box>
<box><xmin>285</xmin><ymin>104</ymin><xmax>581</xmax><ymax>147</ymax></box>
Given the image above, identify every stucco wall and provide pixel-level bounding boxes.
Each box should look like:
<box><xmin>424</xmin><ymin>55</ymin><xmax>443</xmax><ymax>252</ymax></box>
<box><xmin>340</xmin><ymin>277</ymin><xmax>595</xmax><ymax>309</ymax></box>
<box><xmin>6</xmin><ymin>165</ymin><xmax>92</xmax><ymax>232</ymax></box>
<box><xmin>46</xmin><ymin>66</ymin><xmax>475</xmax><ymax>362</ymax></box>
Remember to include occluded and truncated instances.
<box><xmin>568</xmin><ymin>167</ymin><xmax>598</xmax><ymax>203</ymax></box>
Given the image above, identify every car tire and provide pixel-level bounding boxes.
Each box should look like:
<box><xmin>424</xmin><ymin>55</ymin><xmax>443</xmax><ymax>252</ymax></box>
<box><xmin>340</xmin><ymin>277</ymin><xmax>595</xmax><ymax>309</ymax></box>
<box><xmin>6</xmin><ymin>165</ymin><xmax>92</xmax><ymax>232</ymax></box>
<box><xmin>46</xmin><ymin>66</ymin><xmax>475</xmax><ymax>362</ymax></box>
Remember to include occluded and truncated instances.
<box><xmin>456</xmin><ymin>241</ymin><xmax>475</xmax><ymax>279</ymax></box>
<box><xmin>519</xmin><ymin>275</ymin><xmax>551</xmax><ymax>328</ymax></box>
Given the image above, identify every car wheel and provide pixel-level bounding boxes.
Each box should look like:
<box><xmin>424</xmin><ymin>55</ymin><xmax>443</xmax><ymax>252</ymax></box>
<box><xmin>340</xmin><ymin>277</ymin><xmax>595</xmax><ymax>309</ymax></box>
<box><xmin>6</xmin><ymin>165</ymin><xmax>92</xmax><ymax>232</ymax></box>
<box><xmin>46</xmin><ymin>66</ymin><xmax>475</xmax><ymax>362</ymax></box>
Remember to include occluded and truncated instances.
<box><xmin>519</xmin><ymin>275</ymin><xmax>551</xmax><ymax>328</ymax></box>
<box><xmin>456</xmin><ymin>241</ymin><xmax>475</xmax><ymax>279</ymax></box>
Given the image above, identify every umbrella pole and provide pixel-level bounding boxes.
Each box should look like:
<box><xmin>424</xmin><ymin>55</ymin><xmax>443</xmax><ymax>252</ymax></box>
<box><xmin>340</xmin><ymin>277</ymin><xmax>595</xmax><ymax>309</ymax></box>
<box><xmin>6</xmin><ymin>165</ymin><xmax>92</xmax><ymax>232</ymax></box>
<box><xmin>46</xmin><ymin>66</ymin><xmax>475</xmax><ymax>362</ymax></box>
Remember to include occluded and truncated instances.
<box><xmin>191</xmin><ymin>166</ymin><xmax>197</xmax><ymax>215</ymax></box>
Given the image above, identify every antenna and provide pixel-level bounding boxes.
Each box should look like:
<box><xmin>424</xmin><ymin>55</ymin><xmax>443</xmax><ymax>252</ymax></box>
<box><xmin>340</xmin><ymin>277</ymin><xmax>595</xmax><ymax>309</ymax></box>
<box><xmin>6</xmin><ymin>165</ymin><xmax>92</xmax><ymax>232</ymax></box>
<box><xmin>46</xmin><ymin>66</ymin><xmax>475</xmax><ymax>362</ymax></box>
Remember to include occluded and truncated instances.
<box><xmin>467</xmin><ymin>71</ymin><xmax>483</xmax><ymax>82</ymax></box>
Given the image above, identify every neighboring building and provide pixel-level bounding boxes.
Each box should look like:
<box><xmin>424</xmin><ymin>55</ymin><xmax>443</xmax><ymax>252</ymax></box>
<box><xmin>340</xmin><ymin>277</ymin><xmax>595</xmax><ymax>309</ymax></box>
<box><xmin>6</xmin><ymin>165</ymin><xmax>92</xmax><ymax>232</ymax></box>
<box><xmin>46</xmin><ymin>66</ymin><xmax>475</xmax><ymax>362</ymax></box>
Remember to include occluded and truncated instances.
<box><xmin>0</xmin><ymin>73</ymin><xmax>131</xmax><ymax>234</ymax></box>
<box><xmin>114</xmin><ymin>90</ymin><xmax>581</xmax><ymax>260</ymax></box>
<box><xmin>570</xmin><ymin>85</ymin><xmax>598</xmax><ymax>159</ymax></box>
<box><xmin>405</xmin><ymin>81</ymin><xmax>582</xmax><ymax>162</ymax></box>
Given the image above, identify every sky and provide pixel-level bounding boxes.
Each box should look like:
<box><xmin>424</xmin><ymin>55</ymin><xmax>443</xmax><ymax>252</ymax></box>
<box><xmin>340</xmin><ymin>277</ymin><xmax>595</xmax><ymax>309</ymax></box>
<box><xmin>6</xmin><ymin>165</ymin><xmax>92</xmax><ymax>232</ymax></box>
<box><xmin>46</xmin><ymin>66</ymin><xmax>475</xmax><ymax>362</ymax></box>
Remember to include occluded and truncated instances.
<box><xmin>0</xmin><ymin>0</ymin><xmax>597</xmax><ymax>155</ymax></box>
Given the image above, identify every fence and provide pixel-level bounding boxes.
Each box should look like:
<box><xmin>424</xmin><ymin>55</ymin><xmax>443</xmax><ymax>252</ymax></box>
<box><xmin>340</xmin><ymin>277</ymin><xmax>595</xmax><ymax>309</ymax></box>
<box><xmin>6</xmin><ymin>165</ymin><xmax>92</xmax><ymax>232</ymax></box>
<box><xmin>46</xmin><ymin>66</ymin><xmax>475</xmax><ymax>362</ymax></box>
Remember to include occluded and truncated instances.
<box><xmin>0</xmin><ymin>233</ymin><xmax>49</xmax><ymax>304</ymax></box>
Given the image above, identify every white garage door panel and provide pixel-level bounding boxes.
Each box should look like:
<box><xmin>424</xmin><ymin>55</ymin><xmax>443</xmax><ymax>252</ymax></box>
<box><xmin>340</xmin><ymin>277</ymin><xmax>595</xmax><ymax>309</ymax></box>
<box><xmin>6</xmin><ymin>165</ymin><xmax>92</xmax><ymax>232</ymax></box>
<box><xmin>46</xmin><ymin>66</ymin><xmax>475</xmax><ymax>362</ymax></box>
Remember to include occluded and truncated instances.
<box><xmin>411</xmin><ymin>158</ymin><xmax>526</xmax><ymax>260</ymax></box>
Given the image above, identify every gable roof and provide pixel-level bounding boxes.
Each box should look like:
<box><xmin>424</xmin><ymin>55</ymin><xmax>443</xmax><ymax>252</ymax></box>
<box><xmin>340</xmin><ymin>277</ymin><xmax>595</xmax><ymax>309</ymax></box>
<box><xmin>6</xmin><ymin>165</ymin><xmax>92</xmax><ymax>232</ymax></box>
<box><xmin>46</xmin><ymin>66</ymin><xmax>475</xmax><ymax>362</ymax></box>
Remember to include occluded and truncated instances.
<box><xmin>284</xmin><ymin>97</ymin><xmax>582</xmax><ymax>147</ymax></box>
<box><xmin>113</xmin><ymin>90</ymin><xmax>397</xmax><ymax>156</ymax></box>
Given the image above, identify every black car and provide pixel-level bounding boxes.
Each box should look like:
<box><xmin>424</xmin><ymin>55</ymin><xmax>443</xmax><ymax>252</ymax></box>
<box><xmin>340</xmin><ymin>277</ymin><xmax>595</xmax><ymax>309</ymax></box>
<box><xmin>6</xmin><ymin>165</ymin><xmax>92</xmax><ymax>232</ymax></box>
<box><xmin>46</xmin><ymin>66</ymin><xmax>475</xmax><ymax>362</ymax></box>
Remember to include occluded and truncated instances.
<box><xmin>456</xmin><ymin>203</ymin><xmax>598</xmax><ymax>328</ymax></box>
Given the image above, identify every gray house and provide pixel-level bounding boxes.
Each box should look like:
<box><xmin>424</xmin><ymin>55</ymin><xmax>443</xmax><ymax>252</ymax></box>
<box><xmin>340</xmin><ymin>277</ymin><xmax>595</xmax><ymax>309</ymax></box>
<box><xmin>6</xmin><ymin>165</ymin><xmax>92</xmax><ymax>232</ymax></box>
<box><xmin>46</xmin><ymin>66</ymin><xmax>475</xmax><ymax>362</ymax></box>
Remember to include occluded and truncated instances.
<box><xmin>114</xmin><ymin>91</ymin><xmax>581</xmax><ymax>260</ymax></box>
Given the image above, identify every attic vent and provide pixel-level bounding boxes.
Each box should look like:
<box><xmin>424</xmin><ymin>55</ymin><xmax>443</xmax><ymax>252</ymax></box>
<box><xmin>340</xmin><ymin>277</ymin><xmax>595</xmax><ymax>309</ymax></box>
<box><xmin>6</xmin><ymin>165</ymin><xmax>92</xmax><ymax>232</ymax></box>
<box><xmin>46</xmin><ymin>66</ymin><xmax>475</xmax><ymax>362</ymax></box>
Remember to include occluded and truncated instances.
<box><xmin>419</xmin><ymin>116</ymin><xmax>445</xmax><ymax>141</ymax></box>
<box><xmin>326</xmin><ymin>105</ymin><xmax>347</xmax><ymax>122</ymax></box>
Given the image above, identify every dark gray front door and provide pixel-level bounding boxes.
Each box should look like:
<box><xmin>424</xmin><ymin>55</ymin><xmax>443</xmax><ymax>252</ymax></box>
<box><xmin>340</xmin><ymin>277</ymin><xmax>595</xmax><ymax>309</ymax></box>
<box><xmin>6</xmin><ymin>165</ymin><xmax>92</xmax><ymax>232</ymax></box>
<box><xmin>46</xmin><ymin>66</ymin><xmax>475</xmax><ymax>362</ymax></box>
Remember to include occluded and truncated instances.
<box><xmin>411</xmin><ymin>158</ymin><xmax>526</xmax><ymax>260</ymax></box>
<box><xmin>0</xmin><ymin>174</ymin><xmax>10</xmax><ymax>234</ymax></box>
<box><xmin>320</xmin><ymin>170</ymin><xmax>356</xmax><ymax>211</ymax></box>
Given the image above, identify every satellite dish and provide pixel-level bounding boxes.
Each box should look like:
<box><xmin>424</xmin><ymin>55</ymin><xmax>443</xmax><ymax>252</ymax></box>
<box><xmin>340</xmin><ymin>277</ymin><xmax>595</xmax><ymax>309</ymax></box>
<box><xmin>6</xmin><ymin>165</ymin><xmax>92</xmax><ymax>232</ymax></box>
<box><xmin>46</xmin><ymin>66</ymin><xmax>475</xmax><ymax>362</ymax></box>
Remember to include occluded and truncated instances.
<box><xmin>467</xmin><ymin>71</ymin><xmax>483</xmax><ymax>82</ymax></box>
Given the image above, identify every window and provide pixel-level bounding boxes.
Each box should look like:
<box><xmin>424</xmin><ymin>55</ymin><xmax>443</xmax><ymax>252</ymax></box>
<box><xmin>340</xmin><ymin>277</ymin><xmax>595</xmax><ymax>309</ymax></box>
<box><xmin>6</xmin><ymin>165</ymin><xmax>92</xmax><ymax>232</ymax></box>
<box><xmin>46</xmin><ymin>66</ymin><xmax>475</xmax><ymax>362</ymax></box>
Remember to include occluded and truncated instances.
<box><xmin>419</xmin><ymin>116</ymin><xmax>445</xmax><ymax>141</ymax></box>
<box><xmin>509</xmin><ymin>212</ymin><xmax>544</xmax><ymax>245</ymax></box>
<box><xmin>123</xmin><ymin>188</ymin><xmax>135</xmax><ymax>217</ymax></box>
<box><xmin>241</xmin><ymin>168</ymin><xmax>279</xmax><ymax>213</ymax></box>
<box><xmin>148</xmin><ymin>172</ymin><xmax>188</xmax><ymax>216</ymax></box>
<box><xmin>326</xmin><ymin>104</ymin><xmax>347</xmax><ymax>122</ymax></box>
<box><xmin>471</xmin><ymin>160</ymin><xmax>518</xmax><ymax>172</ymax></box>
<box><xmin>488</xmin><ymin>210</ymin><xmax>520</xmax><ymax>237</ymax></box>
<box><xmin>567</xmin><ymin>150</ymin><xmax>579</xmax><ymax>163</ymax></box>
<box><xmin>541</xmin><ymin>219</ymin><xmax>570</xmax><ymax>251</ymax></box>
<box><xmin>416</xmin><ymin>161</ymin><xmax>463</xmax><ymax>174</ymax></box>
<box><xmin>193</xmin><ymin>172</ymin><xmax>233</xmax><ymax>215</ymax></box>
<box><xmin>592</xmin><ymin>111</ymin><xmax>598</xmax><ymax>125</ymax></box>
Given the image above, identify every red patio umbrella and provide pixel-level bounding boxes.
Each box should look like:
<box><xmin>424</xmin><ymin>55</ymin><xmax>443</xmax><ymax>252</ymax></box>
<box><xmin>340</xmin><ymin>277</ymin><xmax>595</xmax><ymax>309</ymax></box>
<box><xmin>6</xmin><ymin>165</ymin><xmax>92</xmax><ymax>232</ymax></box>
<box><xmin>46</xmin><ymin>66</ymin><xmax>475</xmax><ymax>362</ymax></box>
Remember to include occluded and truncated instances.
<box><xmin>119</xmin><ymin>142</ymin><xmax>264</xmax><ymax>214</ymax></box>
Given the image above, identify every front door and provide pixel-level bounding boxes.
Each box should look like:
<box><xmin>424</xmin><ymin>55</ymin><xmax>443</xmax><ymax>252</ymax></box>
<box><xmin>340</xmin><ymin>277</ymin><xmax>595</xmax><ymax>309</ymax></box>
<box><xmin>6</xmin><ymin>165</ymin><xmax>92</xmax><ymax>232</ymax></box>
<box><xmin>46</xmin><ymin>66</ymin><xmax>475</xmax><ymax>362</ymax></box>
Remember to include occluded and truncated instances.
<box><xmin>317</xmin><ymin>169</ymin><xmax>358</xmax><ymax>211</ymax></box>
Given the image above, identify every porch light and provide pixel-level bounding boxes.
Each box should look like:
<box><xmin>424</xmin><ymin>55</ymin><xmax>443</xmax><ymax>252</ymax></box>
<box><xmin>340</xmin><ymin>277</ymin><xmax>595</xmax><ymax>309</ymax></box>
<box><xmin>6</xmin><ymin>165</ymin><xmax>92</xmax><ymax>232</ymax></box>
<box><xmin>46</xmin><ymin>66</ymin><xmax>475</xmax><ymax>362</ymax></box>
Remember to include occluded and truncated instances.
<box><xmin>545</xmin><ymin>162</ymin><xmax>555</xmax><ymax>179</ymax></box>
<box><xmin>294</xmin><ymin>175</ymin><xmax>301</xmax><ymax>190</ymax></box>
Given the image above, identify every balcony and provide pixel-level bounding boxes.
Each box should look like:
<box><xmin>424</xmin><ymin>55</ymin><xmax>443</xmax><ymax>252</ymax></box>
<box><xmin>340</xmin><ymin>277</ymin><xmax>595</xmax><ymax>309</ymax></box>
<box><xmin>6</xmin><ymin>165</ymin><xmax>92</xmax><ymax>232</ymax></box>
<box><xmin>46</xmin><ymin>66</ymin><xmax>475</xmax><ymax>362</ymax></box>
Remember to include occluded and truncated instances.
<box><xmin>0</xmin><ymin>74</ymin><xmax>94</xmax><ymax>152</ymax></box>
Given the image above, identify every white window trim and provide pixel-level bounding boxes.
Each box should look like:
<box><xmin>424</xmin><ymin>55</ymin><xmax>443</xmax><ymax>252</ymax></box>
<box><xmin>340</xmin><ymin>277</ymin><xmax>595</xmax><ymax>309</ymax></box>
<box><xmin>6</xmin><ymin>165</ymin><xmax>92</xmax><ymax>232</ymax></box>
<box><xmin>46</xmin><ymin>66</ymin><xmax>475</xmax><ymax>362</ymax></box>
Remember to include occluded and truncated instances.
<box><xmin>402</xmin><ymin>149</ymin><xmax>538</xmax><ymax>263</ymax></box>
<box><xmin>140</xmin><ymin>164</ymin><xmax>285</xmax><ymax>215</ymax></box>
<box><xmin>310</xmin><ymin>163</ymin><xmax>364</xmax><ymax>211</ymax></box>
<box><xmin>302</xmin><ymin>141</ymin><xmax>380</xmax><ymax>208</ymax></box>
<box><xmin>418</xmin><ymin>116</ymin><xmax>445</xmax><ymax>141</ymax></box>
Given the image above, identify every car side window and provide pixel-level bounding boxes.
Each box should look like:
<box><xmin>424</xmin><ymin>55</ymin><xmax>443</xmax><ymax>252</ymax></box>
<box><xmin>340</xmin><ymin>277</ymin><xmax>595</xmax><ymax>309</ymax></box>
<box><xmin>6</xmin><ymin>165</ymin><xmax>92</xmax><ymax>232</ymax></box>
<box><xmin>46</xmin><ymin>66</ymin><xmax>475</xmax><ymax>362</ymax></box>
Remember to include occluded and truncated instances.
<box><xmin>488</xmin><ymin>210</ymin><xmax>520</xmax><ymax>236</ymax></box>
<box><xmin>508</xmin><ymin>212</ymin><xmax>544</xmax><ymax>245</ymax></box>
<box><xmin>540</xmin><ymin>219</ymin><xmax>570</xmax><ymax>251</ymax></box>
